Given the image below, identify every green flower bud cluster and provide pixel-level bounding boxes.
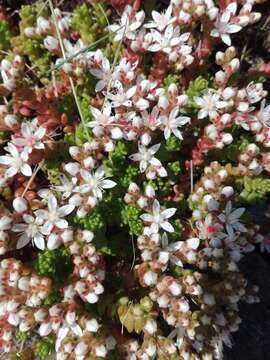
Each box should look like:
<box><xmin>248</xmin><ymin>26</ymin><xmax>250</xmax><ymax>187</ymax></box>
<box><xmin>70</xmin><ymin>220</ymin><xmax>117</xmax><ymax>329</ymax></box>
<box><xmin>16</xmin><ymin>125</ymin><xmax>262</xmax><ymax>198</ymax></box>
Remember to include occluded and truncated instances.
<box><xmin>0</xmin><ymin>186</ymin><xmax>12</xmax><ymax>199</ymax></box>
<box><xmin>167</xmin><ymin>161</ymin><xmax>182</xmax><ymax>179</ymax></box>
<box><xmin>74</xmin><ymin>122</ymin><xmax>91</xmax><ymax>146</ymax></box>
<box><xmin>12</xmin><ymin>5</ymin><xmax>51</xmax><ymax>74</ymax></box>
<box><xmin>42</xmin><ymin>159</ymin><xmax>61</xmax><ymax>185</ymax></box>
<box><xmin>22</xmin><ymin>38</ymin><xmax>51</xmax><ymax>74</ymax></box>
<box><xmin>147</xmin><ymin>177</ymin><xmax>174</xmax><ymax>197</ymax></box>
<box><xmin>64</xmin><ymin>132</ymin><xmax>76</xmax><ymax>146</ymax></box>
<box><xmin>181</xmin><ymin>76</ymin><xmax>209</xmax><ymax>115</ymax></box>
<box><xmin>165</xmin><ymin>135</ymin><xmax>182</xmax><ymax>152</ymax></box>
<box><xmin>237</xmin><ymin>176</ymin><xmax>270</xmax><ymax>204</ymax></box>
<box><xmin>36</xmin><ymin>248</ymin><xmax>72</xmax><ymax>283</ymax></box>
<box><xmin>144</xmin><ymin>180</ymin><xmax>158</xmax><ymax>191</ymax></box>
<box><xmin>73</xmin><ymin>210</ymin><xmax>105</xmax><ymax>232</ymax></box>
<box><xmin>34</xmin><ymin>336</ymin><xmax>54</xmax><ymax>360</ymax></box>
<box><xmin>19</xmin><ymin>4</ymin><xmax>48</xmax><ymax>28</ymax></box>
<box><xmin>110</xmin><ymin>141</ymin><xmax>130</xmax><ymax>165</ymax></box>
<box><xmin>70</xmin><ymin>2</ymin><xmax>110</xmax><ymax>45</ymax></box>
<box><xmin>170</xmin><ymin>218</ymin><xmax>185</xmax><ymax>240</ymax></box>
<box><xmin>120</xmin><ymin>165</ymin><xmax>140</xmax><ymax>188</ymax></box>
<box><xmin>43</xmin><ymin>288</ymin><xmax>61</xmax><ymax>307</ymax></box>
<box><xmin>0</xmin><ymin>20</ymin><xmax>12</xmax><ymax>56</ymax></box>
<box><xmin>163</xmin><ymin>74</ymin><xmax>179</xmax><ymax>89</ymax></box>
<box><xmin>157</xmin><ymin>178</ymin><xmax>173</xmax><ymax>196</ymax></box>
<box><xmin>121</xmin><ymin>204</ymin><xmax>144</xmax><ymax>236</ymax></box>
<box><xmin>15</xmin><ymin>329</ymin><xmax>31</xmax><ymax>342</ymax></box>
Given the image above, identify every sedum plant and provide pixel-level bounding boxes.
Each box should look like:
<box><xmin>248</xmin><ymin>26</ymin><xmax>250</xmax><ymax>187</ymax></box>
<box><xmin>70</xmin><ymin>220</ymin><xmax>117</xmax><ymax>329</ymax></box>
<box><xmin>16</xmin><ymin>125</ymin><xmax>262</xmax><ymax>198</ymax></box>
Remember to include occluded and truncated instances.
<box><xmin>0</xmin><ymin>0</ymin><xmax>269</xmax><ymax>359</ymax></box>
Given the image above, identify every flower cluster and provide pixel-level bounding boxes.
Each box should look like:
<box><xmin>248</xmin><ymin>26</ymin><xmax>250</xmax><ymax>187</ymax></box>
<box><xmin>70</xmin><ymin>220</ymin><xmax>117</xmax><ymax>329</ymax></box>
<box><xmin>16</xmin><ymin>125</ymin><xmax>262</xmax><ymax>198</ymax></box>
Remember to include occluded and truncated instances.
<box><xmin>0</xmin><ymin>0</ymin><xmax>269</xmax><ymax>359</ymax></box>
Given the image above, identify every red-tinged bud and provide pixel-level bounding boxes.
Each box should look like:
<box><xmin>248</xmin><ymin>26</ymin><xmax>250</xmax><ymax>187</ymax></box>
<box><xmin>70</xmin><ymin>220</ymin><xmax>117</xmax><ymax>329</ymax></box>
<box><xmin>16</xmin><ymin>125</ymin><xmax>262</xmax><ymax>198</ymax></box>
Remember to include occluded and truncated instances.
<box><xmin>61</xmin><ymin>113</ymin><xmax>69</xmax><ymax>125</ymax></box>
<box><xmin>19</xmin><ymin>106</ymin><xmax>33</xmax><ymax>117</ymax></box>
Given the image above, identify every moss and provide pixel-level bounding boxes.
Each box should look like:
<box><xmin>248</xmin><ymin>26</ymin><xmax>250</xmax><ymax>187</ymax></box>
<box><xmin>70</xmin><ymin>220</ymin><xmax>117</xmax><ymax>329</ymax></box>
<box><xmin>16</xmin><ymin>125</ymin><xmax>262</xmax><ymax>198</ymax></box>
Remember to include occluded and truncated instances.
<box><xmin>237</xmin><ymin>176</ymin><xmax>270</xmax><ymax>204</ymax></box>
<box><xmin>0</xmin><ymin>20</ymin><xmax>12</xmax><ymax>55</ymax></box>
<box><xmin>70</xmin><ymin>2</ymin><xmax>110</xmax><ymax>45</ymax></box>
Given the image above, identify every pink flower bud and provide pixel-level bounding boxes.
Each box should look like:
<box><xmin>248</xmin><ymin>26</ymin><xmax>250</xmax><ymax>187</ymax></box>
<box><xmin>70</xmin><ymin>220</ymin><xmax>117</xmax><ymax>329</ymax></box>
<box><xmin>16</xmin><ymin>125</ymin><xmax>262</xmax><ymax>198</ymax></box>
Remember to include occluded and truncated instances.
<box><xmin>44</xmin><ymin>36</ymin><xmax>59</xmax><ymax>52</ymax></box>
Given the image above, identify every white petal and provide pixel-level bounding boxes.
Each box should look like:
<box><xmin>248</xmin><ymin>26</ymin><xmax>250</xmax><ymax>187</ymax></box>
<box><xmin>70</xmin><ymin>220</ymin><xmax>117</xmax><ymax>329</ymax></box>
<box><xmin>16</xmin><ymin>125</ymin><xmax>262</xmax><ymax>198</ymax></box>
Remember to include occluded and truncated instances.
<box><xmin>58</xmin><ymin>204</ymin><xmax>75</xmax><ymax>217</ymax></box>
<box><xmin>39</xmin><ymin>323</ymin><xmax>52</xmax><ymax>337</ymax></box>
<box><xmin>48</xmin><ymin>195</ymin><xmax>57</xmax><ymax>212</ymax></box>
<box><xmin>5</xmin><ymin>167</ymin><xmax>18</xmax><ymax>178</ymax></box>
<box><xmin>147</xmin><ymin>44</ymin><xmax>162</xmax><ymax>52</ymax></box>
<box><xmin>55</xmin><ymin>219</ymin><xmax>68</xmax><ymax>229</ymax></box>
<box><xmin>162</xmin><ymin>208</ymin><xmax>176</xmax><ymax>219</ymax></box>
<box><xmin>186</xmin><ymin>237</ymin><xmax>200</xmax><ymax>250</ymax></box>
<box><xmin>71</xmin><ymin>324</ymin><xmax>83</xmax><ymax>337</ymax></box>
<box><xmin>168</xmin><ymin>241</ymin><xmax>183</xmax><ymax>251</ymax></box>
<box><xmin>226</xmin><ymin>224</ymin><xmax>235</xmax><ymax>240</ymax></box>
<box><xmin>227</xmin><ymin>24</ymin><xmax>242</xmax><ymax>34</ymax></box>
<box><xmin>230</xmin><ymin>207</ymin><xmax>245</xmax><ymax>219</ymax></box>
<box><xmin>226</xmin><ymin>2</ymin><xmax>237</xmax><ymax>15</ymax></box>
<box><xmin>150</xmin><ymin>222</ymin><xmax>159</xmax><ymax>234</ymax></box>
<box><xmin>152</xmin><ymin>199</ymin><xmax>160</xmax><ymax>215</ymax></box>
<box><xmin>16</xmin><ymin>234</ymin><xmax>30</xmax><ymax>249</ymax></box>
<box><xmin>140</xmin><ymin>214</ymin><xmax>153</xmax><ymax>222</ymax></box>
<box><xmin>34</xmin><ymin>233</ymin><xmax>45</xmax><ymax>250</ymax></box>
<box><xmin>0</xmin><ymin>155</ymin><xmax>12</xmax><ymax>165</ymax></box>
<box><xmin>161</xmin><ymin>221</ymin><xmax>174</xmax><ymax>233</ymax></box>
<box><xmin>101</xmin><ymin>179</ymin><xmax>116</xmax><ymax>189</ymax></box>
<box><xmin>21</xmin><ymin>164</ymin><xmax>32</xmax><ymax>177</ymax></box>
<box><xmin>47</xmin><ymin>234</ymin><xmax>61</xmax><ymax>250</ymax></box>
<box><xmin>139</xmin><ymin>160</ymin><xmax>148</xmax><ymax>173</ymax></box>
<box><xmin>170</xmin><ymin>255</ymin><xmax>183</xmax><ymax>267</ymax></box>
<box><xmin>221</xmin><ymin>34</ymin><xmax>231</xmax><ymax>46</ymax></box>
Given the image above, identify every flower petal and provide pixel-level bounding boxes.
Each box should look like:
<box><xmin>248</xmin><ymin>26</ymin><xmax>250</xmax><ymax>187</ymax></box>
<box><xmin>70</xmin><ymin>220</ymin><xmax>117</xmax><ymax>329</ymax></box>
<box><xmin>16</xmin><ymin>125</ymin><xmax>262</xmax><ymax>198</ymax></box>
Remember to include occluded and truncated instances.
<box><xmin>162</xmin><ymin>208</ymin><xmax>176</xmax><ymax>219</ymax></box>
<box><xmin>16</xmin><ymin>234</ymin><xmax>30</xmax><ymax>249</ymax></box>
<box><xmin>161</xmin><ymin>221</ymin><xmax>174</xmax><ymax>233</ymax></box>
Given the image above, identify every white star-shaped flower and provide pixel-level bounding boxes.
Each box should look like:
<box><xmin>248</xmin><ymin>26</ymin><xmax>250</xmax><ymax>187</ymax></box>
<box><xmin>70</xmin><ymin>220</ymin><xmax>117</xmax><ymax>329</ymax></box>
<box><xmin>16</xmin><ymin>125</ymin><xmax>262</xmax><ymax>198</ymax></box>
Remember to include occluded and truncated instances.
<box><xmin>74</xmin><ymin>166</ymin><xmax>116</xmax><ymax>200</ymax></box>
<box><xmin>12</xmin><ymin>119</ymin><xmax>46</xmax><ymax>155</ymax></box>
<box><xmin>90</xmin><ymin>51</ymin><xmax>111</xmax><ymax>92</ymax></box>
<box><xmin>53</xmin><ymin>174</ymin><xmax>77</xmax><ymax>200</ymax></box>
<box><xmin>0</xmin><ymin>142</ymin><xmax>32</xmax><ymax>178</ymax></box>
<box><xmin>218</xmin><ymin>201</ymin><xmax>247</xmax><ymax>241</ymax></box>
<box><xmin>145</xmin><ymin>5</ymin><xmax>175</xmax><ymax>31</ymax></box>
<box><xmin>257</xmin><ymin>99</ymin><xmax>270</xmax><ymax>127</ymax></box>
<box><xmin>148</xmin><ymin>25</ymin><xmax>190</xmax><ymax>54</ymax></box>
<box><xmin>160</xmin><ymin>233</ymin><xmax>184</xmax><ymax>267</ymax></box>
<box><xmin>35</xmin><ymin>194</ymin><xmax>74</xmax><ymax>235</ymax></box>
<box><xmin>129</xmin><ymin>143</ymin><xmax>162</xmax><ymax>173</ymax></box>
<box><xmin>12</xmin><ymin>214</ymin><xmax>45</xmax><ymax>250</ymax></box>
<box><xmin>210</xmin><ymin>3</ymin><xmax>242</xmax><ymax>46</ymax></box>
<box><xmin>140</xmin><ymin>199</ymin><xmax>176</xmax><ymax>234</ymax></box>
<box><xmin>160</xmin><ymin>106</ymin><xmax>190</xmax><ymax>139</ymax></box>
<box><xmin>194</xmin><ymin>90</ymin><xmax>227</xmax><ymax>119</ymax></box>
<box><xmin>87</xmin><ymin>103</ymin><xmax>115</xmax><ymax>136</ymax></box>
<box><xmin>109</xmin><ymin>5</ymin><xmax>145</xmax><ymax>41</ymax></box>
<box><xmin>106</xmin><ymin>81</ymin><xmax>136</xmax><ymax>108</ymax></box>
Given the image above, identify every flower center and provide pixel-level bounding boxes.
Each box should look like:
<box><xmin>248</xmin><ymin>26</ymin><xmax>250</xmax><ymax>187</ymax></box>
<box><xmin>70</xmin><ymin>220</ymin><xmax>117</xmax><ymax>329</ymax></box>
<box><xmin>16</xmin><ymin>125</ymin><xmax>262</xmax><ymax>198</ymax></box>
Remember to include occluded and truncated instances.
<box><xmin>206</xmin><ymin>225</ymin><xmax>216</xmax><ymax>234</ymax></box>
